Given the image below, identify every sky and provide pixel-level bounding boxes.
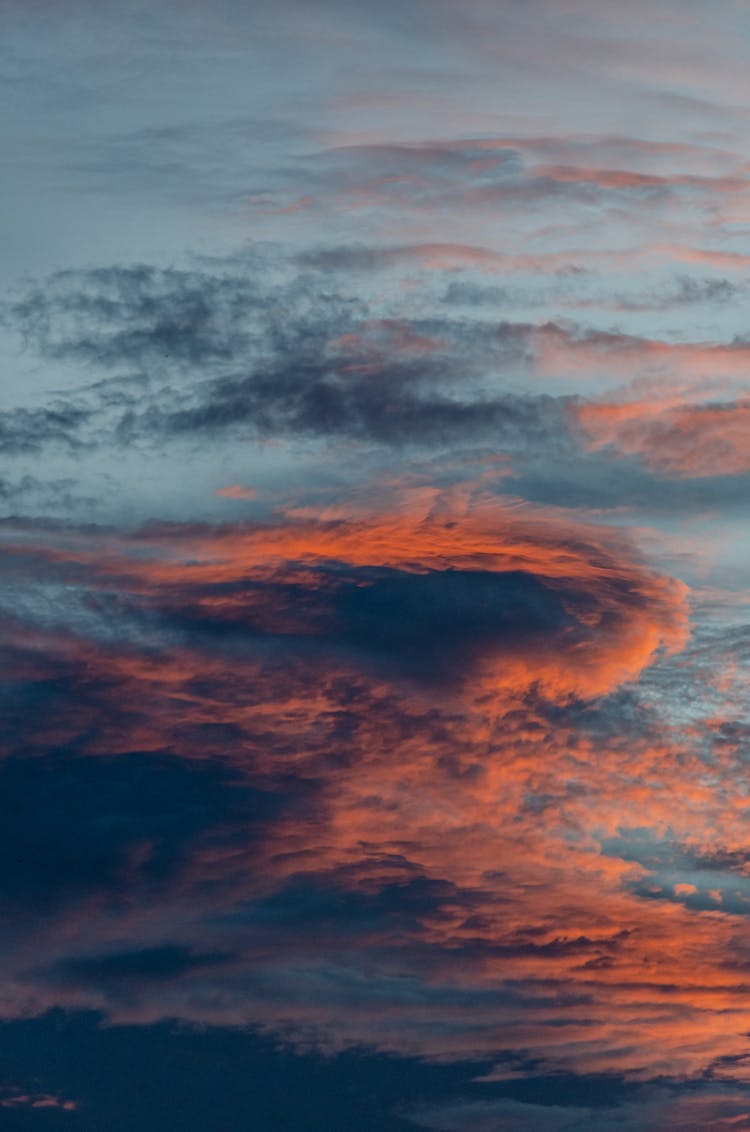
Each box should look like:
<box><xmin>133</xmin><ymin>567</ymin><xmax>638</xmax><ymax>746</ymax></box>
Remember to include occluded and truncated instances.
<box><xmin>4</xmin><ymin>1</ymin><xmax>750</xmax><ymax>1128</ymax></box>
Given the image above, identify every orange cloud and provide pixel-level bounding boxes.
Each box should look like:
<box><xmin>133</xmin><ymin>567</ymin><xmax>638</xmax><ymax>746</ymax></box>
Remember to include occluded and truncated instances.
<box><xmin>13</xmin><ymin>497</ymin><xmax>686</xmax><ymax>702</ymax></box>
<box><xmin>17</xmin><ymin>503</ymin><xmax>750</xmax><ymax>1085</ymax></box>
<box><xmin>535</xmin><ymin>164</ymin><xmax>747</xmax><ymax>194</ymax></box>
<box><xmin>1</xmin><ymin>1092</ymin><xmax>77</xmax><ymax>1111</ymax></box>
<box><xmin>575</xmin><ymin>396</ymin><xmax>750</xmax><ymax>477</ymax></box>
<box><xmin>654</xmin><ymin>243</ymin><xmax>750</xmax><ymax>270</ymax></box>
<box><xmin>215</xmin><ymin>485</ymin><xmax>259</xmax><ymax>500</ymax></box>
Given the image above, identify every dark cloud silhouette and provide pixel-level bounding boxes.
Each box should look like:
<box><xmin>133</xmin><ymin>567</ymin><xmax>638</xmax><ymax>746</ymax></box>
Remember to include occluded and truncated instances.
<box><xmin>49</xmin><ymin>946</ymin><xmax>233</xmax><ymax>985</ymax></box>
<box><xmin>0</xmin><ymin>751</ymin><xmax>293</xmax><ymax>911</ymax></box>
<box><xmin>141</xmin><ymin>563</ymin><xmax>578</xmax><ymax>668</ymax></box>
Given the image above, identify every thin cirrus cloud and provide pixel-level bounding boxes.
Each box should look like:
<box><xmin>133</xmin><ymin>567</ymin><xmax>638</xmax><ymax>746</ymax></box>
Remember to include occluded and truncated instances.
<box><xmin>239</xmin><ymin>139</ymin><xmax>750</xmax><ymax>240</ymax></box>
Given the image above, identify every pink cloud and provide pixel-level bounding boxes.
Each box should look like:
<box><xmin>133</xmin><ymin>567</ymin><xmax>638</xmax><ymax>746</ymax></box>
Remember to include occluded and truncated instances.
<box><xmin>575</xmin><ymin>395</ymin><xmax>750</xmax><ymax>477</ymax></box>
<box><xmin>215</xmin><ymin>484</ymin><xmax>259</xmax><ymax>500</ymax></box>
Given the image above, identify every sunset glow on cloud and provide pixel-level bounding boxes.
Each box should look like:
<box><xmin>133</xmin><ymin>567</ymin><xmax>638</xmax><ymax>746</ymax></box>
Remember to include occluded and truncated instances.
<box><xmin>5</xmin><ymin>2</ymin><xmax>750</xmax><ymax>1129</ymax></box>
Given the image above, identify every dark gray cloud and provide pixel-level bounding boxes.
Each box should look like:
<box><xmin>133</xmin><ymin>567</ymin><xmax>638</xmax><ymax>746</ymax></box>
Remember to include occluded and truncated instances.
<box><xmin>6</xmin><ymin>255</ymin><xmax>570</xmax><ymax>457</ymax></box>
<box><xmin>125</xmin><ymin>563</ymin><xmax>586</xmax><ymax>686</ymax></box>
<box><xmin>48</xmin><ymin>945</ymin><xmax>234</xmax><ymax>986</ymax></box>
<box><xmin>610</xmin><ymin>275</ymin><xmax>743</xmax><ymax>310</ymax></box>
<box><xmin>0</xmin><ymin>1008</ymin><xmax>545</xmax><ymax>1132</ymax></box>
<box><xmin>0</xmin><ymin>404</ymin><xmax>92</xmax><ymax>455</ymax></box>
<box><xmin>10</xmin><ymin>250</ymin><xmax>749</xmax><ymax>517</ymax></box>
<box><xmin>147</xmin><ymin>364</ymin><xmax>560</xmax><ymax>448</ymax></box>
<box><xmin>9</xmin><ymin>261</ymin><xmax>279</xmax><ymax>370</ymax></box>
<box><xmin>0</xmin><ymin>475</ymin><xmax>104</xmax><ymax>525</ymax></box>
<box><xmin>0</xmin><ymin>751</ymin><xmax>290</xmax><ymax>912</ymax></box>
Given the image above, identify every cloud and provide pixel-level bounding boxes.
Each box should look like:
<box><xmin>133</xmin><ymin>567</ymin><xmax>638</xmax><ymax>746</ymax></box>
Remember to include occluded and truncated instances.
<box><xmin>0</xmin><ymin>1090</ymin><xmax>77</xmax><ymax>1112</ymax></box>
<box><xmin>0</xmin><ymin>405</ymin><xmax>92</xmax><ymax>456</ymax></box>
<box><xmin>6</xmin><ymin>255</ymin><xmax>572</xmax><ymax>456</ymax></box>
<box><xmin>0</xmin><ymin>499</ymin><xmax>688</xmax><ymax>698</ymax></box>
<box><xmin>241</xmin><ymin>134</ymin><xmax>749</xmax><ymax>228</ymax></box>
<box><xmin>410</xmin><ymin>1089</ymin><xmax>750</xmax><ymax>1132</ymax></box>
<box><xmin>0</xmin><ymin>750</ymin><xmax>291</xmax><ymax>912</ymax></box>
<box><xmin>0</xmin><ymin>500</ymin><xmax>734</xmax><ymax>1088</ymax></box>
<box><xmin>575</xmin><ymin>396</ymin><xmax>750</xmax><ymax>478</ymax></box>
<box><xmin>6</xmin><ymin>0</ymin><xmax>750</xmax><ymax>1124</ymax></box>
<box><xmin>49</xmin><ymin>946</ymin><xmax>233</xmax><ymax>986</ymax></box>
<box><xmin>10</xmin><ymin>249</ymin><xmax>750</xmax><ymax>509</ymax></box>
<box><xmin>215</xmin><ymin>484</ymin><xmax>258</xmax><ymax>500</ymax></box>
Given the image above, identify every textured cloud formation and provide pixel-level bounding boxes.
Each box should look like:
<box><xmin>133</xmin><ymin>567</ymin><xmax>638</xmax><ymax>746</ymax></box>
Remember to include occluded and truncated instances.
<box><xmin>576</xmin><ymin>395</ymin><xmax>750</xmax><ymax>478</ymax></box>
<box><xmin>1</xmin><ymin>500</ymin><xmax>739</xmax><ymax>1089</ymax></box>
<box><xmin>0</xmin><ymin>498</ymin><xmax>689</xmax><ymax>693</ymax></box>
<box><xmin>9</xmin><ymin>252</ymin><xmax>750</xmax><ymax>495</ymax></box>
<box><xmin>7</xmin><ymin>1</ymin><xmax>750</xmax><ymax>1128</ymax></box>
<box><xmin>6</xmin><ymin>258</ymin><xmax>569</xmax><ymax>455</ymax></box>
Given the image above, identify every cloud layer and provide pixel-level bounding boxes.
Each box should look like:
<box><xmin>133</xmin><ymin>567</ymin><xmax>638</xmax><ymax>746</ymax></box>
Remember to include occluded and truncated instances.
<box><xmin>6</xmin><ymin>1</ymin><xmax>750</xmax><ymax>1128</ymax></box>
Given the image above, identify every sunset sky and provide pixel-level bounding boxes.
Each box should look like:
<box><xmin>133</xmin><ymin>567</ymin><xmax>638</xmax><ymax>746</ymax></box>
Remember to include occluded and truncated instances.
<box><xmin>5</xmin><ymin>3</ymin><xmax>750</xmax><ymax>1128</ymax></box>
